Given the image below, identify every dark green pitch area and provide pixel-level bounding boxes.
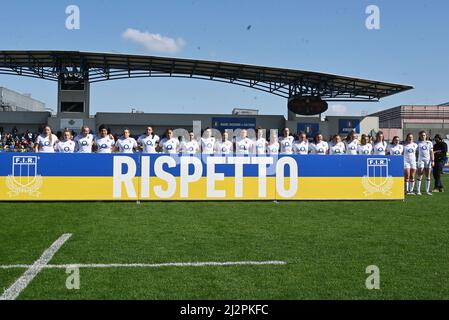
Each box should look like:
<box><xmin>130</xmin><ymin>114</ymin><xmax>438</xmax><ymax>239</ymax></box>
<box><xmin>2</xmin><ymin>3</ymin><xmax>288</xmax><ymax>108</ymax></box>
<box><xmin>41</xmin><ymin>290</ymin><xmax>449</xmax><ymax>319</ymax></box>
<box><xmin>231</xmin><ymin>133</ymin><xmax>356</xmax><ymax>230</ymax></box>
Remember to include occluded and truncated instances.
<box><xmin>1</xmin><ymin>176</ymin><xmax>448</xmax><ymax>300</ymax></box>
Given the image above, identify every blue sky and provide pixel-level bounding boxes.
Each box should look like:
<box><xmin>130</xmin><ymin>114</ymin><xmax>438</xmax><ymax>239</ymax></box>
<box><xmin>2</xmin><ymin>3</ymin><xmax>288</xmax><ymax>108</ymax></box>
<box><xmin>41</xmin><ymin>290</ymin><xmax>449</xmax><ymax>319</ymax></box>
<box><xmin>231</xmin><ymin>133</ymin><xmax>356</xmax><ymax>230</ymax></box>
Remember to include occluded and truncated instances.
<box><xmin>0</xmin><ymin>0</ymin><xmax>448</xmax><ymax>117</ymax></box>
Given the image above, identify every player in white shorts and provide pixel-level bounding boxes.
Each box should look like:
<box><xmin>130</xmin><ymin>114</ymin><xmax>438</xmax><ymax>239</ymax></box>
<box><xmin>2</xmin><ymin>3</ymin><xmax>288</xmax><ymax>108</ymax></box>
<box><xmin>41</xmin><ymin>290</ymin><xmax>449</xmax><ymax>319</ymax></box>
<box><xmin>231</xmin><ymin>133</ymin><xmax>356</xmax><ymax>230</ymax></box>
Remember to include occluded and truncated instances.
<box><xmin>310</xmin><ymin>133</ymin><xmax>328</xmax><ymax>155</ymax></box>
<box><xmin>215</xmin><ymin>131</ymin><xmax>234</xmax><ymax>155</ymax></box>
<box><xmin>372</xmin><ymin>131</ymin><xmax>387</xmax><ymax>155</ymax></box>
<box><xmin>386</xmin><ymin>136</ymin><xmax>404</xmax><ymax>156</ymax></box>
<box><xmin>55</xmin><ymin>129</ymin><xmax>76</xmax><ymax>153</ymax></box>
<box><xmin>357</xmin><ymin>134</ymin><xmax>373</xmax><ymax>155</ymax></box>
<box><xmin>74</xmin><ymin>126</ymin><xmax>94</xmax><ymax>153</ymax></box>
<box><xmin>252</xmin><ymin>127</ymin><xmax>267</xmax><ymax>155</ymax></box>
<box><xmin>267</xmin><ymin>134</ymin><xmax>280</xmax><ymax>155</ymax></box>
<box><xmin>200</xmin><ymin>128</ymin><xmax>216</xmax><ymax>155</ymax></box>
<box><xmin>34</xmin><ymin>125</ymin><xmax>58</xmax><ymax>153</ymax></box>
<box><xmin>345</xmin><ymin>131</ymin><xmax>359</xmax><ymax>155</ymax></box>
<box><xmin>159</xmin><ymin>128</ymin><xmax>180</xmax><ymax>154</ymax></box>
<box><xmin>329</xmin><ymin>134</ymin><xmax>346</xmax><ymax>155</ymax></box>
<box><xmin>181</xmin><ymin>131</ymin><xmax>200</xmax><ymax>154</ymax></box>
<box><xmin>279</xmin><ymin>127</ymin><xmax>295</xmax><ymax>155</ymax></box>
<box><xmin>293</xmin><ymin>131</ymin><xmax>309</xmax><ymax>155</ymax></box>
<box><xmin>235</xmin><ymin>129</ymin><xmax>252</xmax><ymax>155</ymax></box>
<box><xmin>94</xmin><ymin>125</ymin><xmax>115</xmax><ymax>153</ymax></box>
<box><xmin>403</xmin><ymin>133</ymin><xmax>418</xmax><ymax>195</ymax></box>
<box><xmin>137</xmin><ymin>126</ymin><xmax>160</xmax><ymax>153</ymax></box>
<box><xmin>115</xmin><ymin>128</ymin><xmax>137</xmax><ymax>153</ymax></box>
<box><xmin>416</xmin><ymin>131</ymin><xmax>435</xmax><ymax>195</ymax></box>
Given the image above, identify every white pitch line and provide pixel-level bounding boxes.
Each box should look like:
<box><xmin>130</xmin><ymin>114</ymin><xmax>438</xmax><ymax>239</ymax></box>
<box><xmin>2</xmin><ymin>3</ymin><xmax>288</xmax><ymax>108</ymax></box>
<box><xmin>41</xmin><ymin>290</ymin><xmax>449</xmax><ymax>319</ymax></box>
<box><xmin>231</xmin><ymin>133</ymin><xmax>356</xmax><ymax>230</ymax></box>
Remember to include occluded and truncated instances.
<box><xmin>0</xmin><ymin>233</ymin><xmax>72</xmax><ymax>301</ymax></box>
<box><xmin>0</xmin><ymin>260</ymin><xmax>286</xmax><ymax>269</ymax></box>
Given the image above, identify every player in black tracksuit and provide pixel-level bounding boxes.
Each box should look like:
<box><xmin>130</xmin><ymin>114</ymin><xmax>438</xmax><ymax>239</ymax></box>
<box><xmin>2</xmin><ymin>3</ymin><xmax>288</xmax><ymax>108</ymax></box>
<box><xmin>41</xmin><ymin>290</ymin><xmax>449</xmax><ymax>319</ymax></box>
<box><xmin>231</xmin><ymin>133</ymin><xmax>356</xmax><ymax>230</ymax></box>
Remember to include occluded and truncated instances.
<box><xmin>433</xmin><ymin>134</ymin><xmax>448</xmax><ymax>192</ymax></box>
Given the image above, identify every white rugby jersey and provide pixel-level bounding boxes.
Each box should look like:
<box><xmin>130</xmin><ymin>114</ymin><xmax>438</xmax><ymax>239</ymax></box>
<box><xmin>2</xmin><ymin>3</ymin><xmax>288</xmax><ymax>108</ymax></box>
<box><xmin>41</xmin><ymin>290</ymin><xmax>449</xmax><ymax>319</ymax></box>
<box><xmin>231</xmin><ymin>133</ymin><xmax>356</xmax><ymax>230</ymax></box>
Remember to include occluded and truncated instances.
<box><xmin>55</xmin><ymin>140</ymin><xmax>76</xmax><ymax>153</ymax></box>
<box><xmin>293</xmin><ymin>141</ymin><xmax>309</xmax><ymax>155</ymax></box>
<box><xmin>329</xmin><ymin>142</ymin><xmax>346</xmax><ymax>155</ymax></box>
<box><xmin>387</xmin><ymin>144</ymin><xmax>404</xmax><ymax>156</ymax></box>
<box><xmin>357</xmin><ymin>144</ymin><xmax>373</xmax><ymax>155</ymax></box>
<box><xmin>279</xmin><ymin>136</ymin><xmax>295</xmax><ymax>154</ymax></box>
<box><xmin>74</xmin><ymin>134</ymin><xmax>94</xmax><ymax>153</ymax></box>
<box><xmin>267</xmin><ymin>142</ymin><xmax>280</xmax><ymax>155</ymax></box>
<box><xmin>160</xmin><ymin>138</ymin><xmax>179</xmax><ymax>154</ymax></box>
<box><xmin>138</xmin><ymin>134</ymin><xmax>160</xmax><ymax>153</ymax></box>
<box><xmin>36</xmin><ymin>134</ymin><xmax>58</xmax><ymax>153</ymax></box>
<box><xmin>215</xmin><ymin>140</ymin><xmax>233</xmax><ymax>154</ymax></box>
<box><xmin>310</xmin><ymin>141</ymin><xmax>328</xmax><ymax>155</ymax></box>
<box><xmin>201</xmin><ymin>137</ymin><xmax>216</xmax><ymax>154</ymax></box>
<box><xmin>253</xmin><ymin>138</ymin><xmax>267</xmax><ymax>154</ymax></box>
<box><xmin>235</xmin><ymin>138</ymin><xmax>253</xmax><ymax>155</ymax></box>
<box><xmin>182</xmin><ymin>140</ymin><xmax>200</xmax><ymax>154</ymax></box>
<box><xmin>417</xmin><ymin>140</ymin><xmax>433</xmax><ymax>160</ymax></box>
<box><xmin>345</xmin><ymin>139</ymin><xmax>359</xmax><ymax>155</ymax></box>
<box><xmin>403</xmin><ymin>142</ymin><xmax>418</xmax><ymax>162</ymax></box>
<box><xmin>116</xmin><ymin>137</ymin><xmax>137</xmax><ymax>153</ymax></box>
<box><xmin>372</xmin><ymin>141</ymin><xmax>387</xmax><ymax>155</ymax></box>
<box><xmin>95</xmin><ymin>136</ymin><xmax>115</xmax><ymax>154</ymax></box>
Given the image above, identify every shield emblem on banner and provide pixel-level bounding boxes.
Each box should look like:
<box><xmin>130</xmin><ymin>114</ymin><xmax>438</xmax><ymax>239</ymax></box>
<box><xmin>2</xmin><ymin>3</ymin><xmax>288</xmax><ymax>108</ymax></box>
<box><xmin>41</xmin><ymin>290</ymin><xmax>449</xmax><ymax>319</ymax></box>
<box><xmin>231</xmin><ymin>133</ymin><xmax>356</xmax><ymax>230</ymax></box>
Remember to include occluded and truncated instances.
<box><xmin>367</xmin><ymin>158</ymin><xmax>389</xmax><ymax>187</ymax></box>
<box><xmin>362</xmin><ymin>158</ymin><xmax>393</xmax><ymax>196</ymax></box>
<box><xmin>6</xmin><ymin>156</ymin><xmax>43</xmax><ymax>197</ymax></box>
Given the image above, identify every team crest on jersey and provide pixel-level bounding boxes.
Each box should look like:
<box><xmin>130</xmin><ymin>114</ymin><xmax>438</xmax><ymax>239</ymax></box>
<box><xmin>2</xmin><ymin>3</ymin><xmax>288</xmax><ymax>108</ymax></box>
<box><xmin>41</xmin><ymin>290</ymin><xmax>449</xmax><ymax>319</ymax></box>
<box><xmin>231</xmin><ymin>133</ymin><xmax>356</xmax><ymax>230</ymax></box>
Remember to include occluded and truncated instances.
<box><xmin>6</xmin><ymin>156</ymin><xmax>43</xmax><ymax>197</ymax></box>
<box><xmin>362</xmin><ymin>158</ymin><xmax>393</xmax><ymax>196</ymax></box>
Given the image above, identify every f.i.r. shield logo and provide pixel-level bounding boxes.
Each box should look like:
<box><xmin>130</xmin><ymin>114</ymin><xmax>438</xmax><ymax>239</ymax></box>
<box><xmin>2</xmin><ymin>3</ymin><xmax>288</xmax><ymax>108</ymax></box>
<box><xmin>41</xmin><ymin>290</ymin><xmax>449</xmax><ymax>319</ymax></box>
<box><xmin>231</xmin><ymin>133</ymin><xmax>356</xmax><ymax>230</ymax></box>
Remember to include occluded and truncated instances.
<box><xmin>362</xmin><ymin>158</ymin><xmax>393</xmax><ymax>196</ymax></box>
<box><xmin>6</xmin><ymin>156</ymin><xmax>43</xmax><ymax>197</ymax></box>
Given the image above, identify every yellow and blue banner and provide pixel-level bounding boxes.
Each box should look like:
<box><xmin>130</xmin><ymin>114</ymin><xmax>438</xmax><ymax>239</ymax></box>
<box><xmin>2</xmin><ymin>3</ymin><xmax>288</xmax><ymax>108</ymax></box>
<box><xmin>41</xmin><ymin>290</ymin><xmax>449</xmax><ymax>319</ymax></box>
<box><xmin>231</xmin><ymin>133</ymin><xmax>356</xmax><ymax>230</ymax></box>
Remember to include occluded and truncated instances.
<box><xmin>0</xmin><ymin>153</ymin><xmax>404</xmax><ymax>201</ymax></box>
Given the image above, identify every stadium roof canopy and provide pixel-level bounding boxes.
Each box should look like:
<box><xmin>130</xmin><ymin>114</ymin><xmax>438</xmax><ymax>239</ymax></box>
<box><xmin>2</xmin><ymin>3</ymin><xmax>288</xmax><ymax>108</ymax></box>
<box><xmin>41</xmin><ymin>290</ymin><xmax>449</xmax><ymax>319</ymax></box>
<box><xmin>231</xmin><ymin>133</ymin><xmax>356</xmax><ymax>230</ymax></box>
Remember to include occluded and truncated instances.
<box><xmin>0</xmin><ymin>50</ymin><xmax>413</xmax><ymax>101</ymax></box>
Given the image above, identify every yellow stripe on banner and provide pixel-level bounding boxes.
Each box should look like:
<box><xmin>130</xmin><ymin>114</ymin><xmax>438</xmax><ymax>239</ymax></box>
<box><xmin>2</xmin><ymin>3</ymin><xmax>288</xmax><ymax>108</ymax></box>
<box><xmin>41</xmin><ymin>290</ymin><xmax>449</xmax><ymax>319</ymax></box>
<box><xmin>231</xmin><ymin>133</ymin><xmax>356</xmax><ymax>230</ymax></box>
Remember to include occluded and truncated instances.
<box><xmin>0</xmin><ymin>177</ymin><xmax>139</xmax><ymax>201</ymax></box>
<box><xmin>0</xmin><ymin>176</ymin><xmax>404</xmax><ymax>201</ymax></box>
<box><xmin>286</xmin><ymin>177</ymin><xmax>405</xmax><ymax>200</ymax></box>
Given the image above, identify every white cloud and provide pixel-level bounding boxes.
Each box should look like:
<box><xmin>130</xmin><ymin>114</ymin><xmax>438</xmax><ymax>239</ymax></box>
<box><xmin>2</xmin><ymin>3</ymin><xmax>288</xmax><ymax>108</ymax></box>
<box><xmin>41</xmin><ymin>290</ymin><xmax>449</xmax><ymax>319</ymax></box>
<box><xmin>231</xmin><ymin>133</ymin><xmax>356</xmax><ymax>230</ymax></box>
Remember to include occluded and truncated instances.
<box><xmin>327</xmin><ymin>104</ymin><xmax>348</xmax><ymax>115</ymax></box>
<box><xmin>122</xmin><ymin>28</ymin><xmax>186</xmax><ymax>54</ymax></box>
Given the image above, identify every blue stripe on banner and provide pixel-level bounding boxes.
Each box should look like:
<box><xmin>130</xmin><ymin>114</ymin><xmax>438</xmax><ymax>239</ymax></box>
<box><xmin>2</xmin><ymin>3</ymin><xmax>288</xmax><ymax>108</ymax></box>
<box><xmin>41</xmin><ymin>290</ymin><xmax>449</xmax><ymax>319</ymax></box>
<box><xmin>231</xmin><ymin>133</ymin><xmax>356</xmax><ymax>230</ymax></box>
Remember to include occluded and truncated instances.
<box><xmin>0</xmin><ymin>153</ymin><xmax>404</xmax><ymax>177</ymax></box>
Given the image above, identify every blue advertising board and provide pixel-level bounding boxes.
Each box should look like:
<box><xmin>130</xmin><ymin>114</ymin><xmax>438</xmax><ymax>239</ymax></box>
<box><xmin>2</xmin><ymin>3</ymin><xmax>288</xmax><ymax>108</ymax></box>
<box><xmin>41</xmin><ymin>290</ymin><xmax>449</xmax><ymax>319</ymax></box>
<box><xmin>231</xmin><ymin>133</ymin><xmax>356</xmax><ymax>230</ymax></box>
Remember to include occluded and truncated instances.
<box><xmin>212</xmin><ymin>117</ymin><xmax>256</xmax><ymax>130</ymax></box>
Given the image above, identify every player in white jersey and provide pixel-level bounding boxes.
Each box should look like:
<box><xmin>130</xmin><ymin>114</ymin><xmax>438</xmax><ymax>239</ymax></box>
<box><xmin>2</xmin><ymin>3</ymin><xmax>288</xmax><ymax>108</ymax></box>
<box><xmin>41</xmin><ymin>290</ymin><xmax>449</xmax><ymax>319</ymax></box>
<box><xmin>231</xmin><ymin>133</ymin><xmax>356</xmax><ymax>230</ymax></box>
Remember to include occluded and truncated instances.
<box><xmin>35</xmin><ymin>125</ymin><xmax>58</xmax><ymax>153</ymax></box>
<box><xmin>293</xmin><ymin>132</ymin><xmax>309</xmax><ymax>155</ymax></box>
<box><xmin>403</xmin><ymin>133</ymin><xmax>418</xmax><ymax>195</ymax></box>
<box><xmin>235</xmin><ymin>129</ymin><xmax>252</xmax><ymax>155</ymax></box>
<box><xmin>200</xmin><ymin>128</ymin><xmax>216</xmax><ymax>154</ymax></box>
<box><xmin>253</xmin><ymin>127</ymin><xmax>267</xmax><ymax>155</ymax></box>
<box><xmin>181</xmin><ymin>131</ymin><xmax>200</xmax><ymax>154</ymax></box>
<box><xmin>159</xmin><ymin>128</ymin><xmax>180</xmax><ymax>154</ymax></box>
<box><xmin>416</xmin><ymin>131</ymin><xmax>435</xmax><ymax>195</ymax></box>
<box><xmin>357</xmin><ymin>134</ymin><xmax>373</xmax><ymax>155</ymax></box>
<box><xmin>329</xmin><ymin>134</ymin><xmax>346</xmax><ymax>155</ymax></box>
<box><xmin>310</xmin><ymin>133</ymin><xmax>328</xmax><ymax>155</ymax></box>
<box><xmin>115</xmin><ymin>128</ymin><xmax>137</xmax><ymax>153</ymax></box>
<box><xmin>279</xmin><ymin>127</ymin><xmax>295</xmax><ymax>154</ymax></box>
<box><xmin>137</xmin><ymin>127</ymin><xmax>160</xmax><ymax>153</ymax></box>
<box><xmin>386</xmin><ymin>136</ymin><xmax>404</xmax><ymax>156</ymax></box>
<box><xmin>345</xmin><ymin>131</ymin><xmax>359</xmax><ymax>155</ymax></box>
<box><xmin>74</xmin><ymin>126</ymin><xmax>94</xmax><ymax>153</ymax></box>
<box><xmin>372</xmin><ymin>131</ymin><xmax>387</xmax><ymax>155</ymax></box>
<box><xmin>267</xmin><ymin>135</ymin><xmax>280</xmax><ymax>155</ymax></box>
<box><xmin>215</xmin><ymin>131</ymin><xmax>234</xmax><ymax>155</ymax></box>
<box><xmin>94</xmin><ymin>125</ymin><xmax>115</xmax><ymax>154</ymax></box>
<box><xmin>55</xmin><ymin>129</ymin><xmax>76</xmax><ymax>153</ymax></box>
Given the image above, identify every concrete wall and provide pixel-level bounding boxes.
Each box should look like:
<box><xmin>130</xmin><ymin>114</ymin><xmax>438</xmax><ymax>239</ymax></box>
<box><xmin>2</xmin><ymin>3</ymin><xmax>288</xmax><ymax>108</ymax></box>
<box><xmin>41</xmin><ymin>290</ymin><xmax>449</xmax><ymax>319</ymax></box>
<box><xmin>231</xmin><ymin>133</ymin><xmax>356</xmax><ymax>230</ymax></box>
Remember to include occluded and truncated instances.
<box><xmin>94</xmin><ymin>112</ymin><xmax>286</xmax><ymax>136</ymax></box>
<box><xmin>0</xmin><ymin>111</ymin><xmax>50</xmax><ymax>133</ymax></box>
<box><xmin>0</xmin><ymin>87</ymin><xmax>46</xmax><ymax>112</ymax></box>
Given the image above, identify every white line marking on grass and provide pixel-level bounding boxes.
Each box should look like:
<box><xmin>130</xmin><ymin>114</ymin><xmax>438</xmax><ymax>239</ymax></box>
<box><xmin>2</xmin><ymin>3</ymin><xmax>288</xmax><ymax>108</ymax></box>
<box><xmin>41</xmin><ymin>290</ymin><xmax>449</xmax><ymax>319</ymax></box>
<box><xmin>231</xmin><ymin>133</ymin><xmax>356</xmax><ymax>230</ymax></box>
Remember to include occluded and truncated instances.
<box><xmin>0</xmin><ymin>233</ymin><xmax>72</xmax><ymax>301</ymax></box>
<box><xmin>0</xmin><ymin>260</ymin><xmax>286</xmax><ymax>269</ymax></box>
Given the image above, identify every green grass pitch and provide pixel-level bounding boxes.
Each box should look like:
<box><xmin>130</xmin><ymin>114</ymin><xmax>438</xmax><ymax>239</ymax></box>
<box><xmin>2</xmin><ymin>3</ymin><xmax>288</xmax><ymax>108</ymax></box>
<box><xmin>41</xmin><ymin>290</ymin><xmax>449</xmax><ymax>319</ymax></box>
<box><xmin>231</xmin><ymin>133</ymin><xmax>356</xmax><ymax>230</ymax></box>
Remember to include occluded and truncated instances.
<box><xmin>1</xmin><ymin>176</ymin><xmax>449</xmax><ymax>300</ymax></box>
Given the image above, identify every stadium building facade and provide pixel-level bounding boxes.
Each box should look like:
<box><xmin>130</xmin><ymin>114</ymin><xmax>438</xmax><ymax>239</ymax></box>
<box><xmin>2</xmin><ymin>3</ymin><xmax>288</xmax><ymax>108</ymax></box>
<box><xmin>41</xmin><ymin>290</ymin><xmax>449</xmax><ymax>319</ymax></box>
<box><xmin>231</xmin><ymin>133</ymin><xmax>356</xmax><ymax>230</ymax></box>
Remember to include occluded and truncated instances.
<box><xmin>371</xmin><ymin>103</ymin><xmax>449</xmax><ymax>140</ymax></box>
<box><xmin>0</xmin><ymin>102</ymin><xmax>379</xmax><ymax>139</ymax></box>
<box><xmin>0</xmin><ymin>50</ymin><xmax>413</xmax><ymax>139</ymax></box>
